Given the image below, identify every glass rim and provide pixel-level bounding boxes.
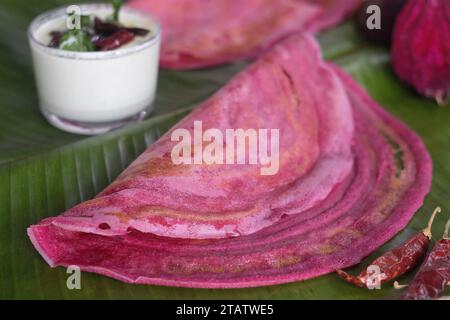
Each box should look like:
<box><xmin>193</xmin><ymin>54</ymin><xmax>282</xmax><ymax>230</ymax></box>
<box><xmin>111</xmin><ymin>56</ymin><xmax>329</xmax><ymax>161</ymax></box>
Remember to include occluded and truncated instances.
<box><xmin>28</xmin><ymin>3</ymin><xmax>161</xmax><ymax>60</ymax></box>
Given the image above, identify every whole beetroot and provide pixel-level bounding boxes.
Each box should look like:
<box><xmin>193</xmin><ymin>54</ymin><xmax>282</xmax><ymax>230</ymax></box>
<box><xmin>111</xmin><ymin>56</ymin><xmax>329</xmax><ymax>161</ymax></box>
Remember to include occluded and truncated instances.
<box><xmin>392</xmin><ymin>0</ymin><xmax>450</xmax><ymax>105</ymax></box>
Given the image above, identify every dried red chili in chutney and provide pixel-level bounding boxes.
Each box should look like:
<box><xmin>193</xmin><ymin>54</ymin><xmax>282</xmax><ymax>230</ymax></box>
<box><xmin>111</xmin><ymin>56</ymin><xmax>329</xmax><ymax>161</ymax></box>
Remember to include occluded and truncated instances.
<box><xmin>336</xmin><ymin>207</ymin><xmax>441</xmax><ymax>288</ymax></box>
<box><xmin>401</xmin><ymin>219</ymin><xmax>450</xmax><ymax>300</ymax></box>
<box><xmin>95</xmin><ymin>29</ymin><xmax>135</xmax><ymax>51</ymax></box>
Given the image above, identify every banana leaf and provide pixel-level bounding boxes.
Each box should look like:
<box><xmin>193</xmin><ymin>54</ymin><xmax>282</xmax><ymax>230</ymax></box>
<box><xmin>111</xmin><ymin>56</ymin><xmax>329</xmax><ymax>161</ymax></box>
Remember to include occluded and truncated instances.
<box><xmin>0</xmin><ymin>0</ymin><xmax>449</xmax><ymax>300</ymax></box>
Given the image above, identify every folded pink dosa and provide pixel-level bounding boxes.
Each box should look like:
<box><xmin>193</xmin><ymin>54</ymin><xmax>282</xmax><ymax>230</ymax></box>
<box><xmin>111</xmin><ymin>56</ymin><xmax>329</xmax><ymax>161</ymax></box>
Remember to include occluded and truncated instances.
<box><xmin>28</xmin><ymin>34</ymin><xmax>432</xmax><ymax>288</ymax></box>
<box><xmin>129</xmin><ymin>0</ymin><xmax>362</xmax><ymax>69</ymax></box>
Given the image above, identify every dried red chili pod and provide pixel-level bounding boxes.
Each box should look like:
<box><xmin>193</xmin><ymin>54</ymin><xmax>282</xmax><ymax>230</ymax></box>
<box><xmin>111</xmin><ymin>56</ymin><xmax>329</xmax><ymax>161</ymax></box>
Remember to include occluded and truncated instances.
<box><xmin>401</xmin><ymin>219</ymin><xmax>450</xmax><ymax>300</ymax></box>
<box><xmin>94</xmin><ymin>17</ymin><xmax>150</xmax><ymax>37</ymax></box>
<box><xmin>336</xmin><ymin>207</ymin><xmax>441</xmax><ymax>288</ymax></box>
<box><xmin>94</xmin><ymin>17</ymin><xmax>121</xmax><ymax>35</ymax></box>
<box><xmin>126</xmin><ymin>27</ymin><xmax>149</xmax><ymax>37</ymax></box>
<box><xmin>95</xmin><ymin>29</ymin><xmax>135</xmax><ymax>51</ymax></box>
<box><xmin>48</xmin><ymin>31</ymin><xmax>62</xmax><ymax>48</ymax></box>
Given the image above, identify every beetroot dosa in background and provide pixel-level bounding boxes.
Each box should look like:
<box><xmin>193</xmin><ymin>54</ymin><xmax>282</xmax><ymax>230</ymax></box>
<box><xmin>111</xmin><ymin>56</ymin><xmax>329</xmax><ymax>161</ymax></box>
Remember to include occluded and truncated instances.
<box><xmin>128</xmin><ymin>0</ymin><xmax>362</xmax><ymax>69</ymax></box>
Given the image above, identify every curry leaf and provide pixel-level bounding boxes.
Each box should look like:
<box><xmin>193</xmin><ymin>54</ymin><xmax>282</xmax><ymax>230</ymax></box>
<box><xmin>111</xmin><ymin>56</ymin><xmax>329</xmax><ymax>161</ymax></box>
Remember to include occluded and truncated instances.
<box><xmin>111</xmin><ymin>0</ymin><xmax>123</xmax><ymax>23</ymax></box>
<box><xmin>59</xmin><ymin>29</ymin><xmax>95</xmax><ymax>52</ymax></box>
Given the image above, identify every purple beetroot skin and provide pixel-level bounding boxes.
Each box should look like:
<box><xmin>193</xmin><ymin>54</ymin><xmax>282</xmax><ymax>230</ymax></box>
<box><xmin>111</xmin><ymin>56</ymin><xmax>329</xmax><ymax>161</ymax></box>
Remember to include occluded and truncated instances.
<box><xmin>392</xmin><ymin>0</ymin><xmax>450</xmax><ymax>105</ymax></box>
